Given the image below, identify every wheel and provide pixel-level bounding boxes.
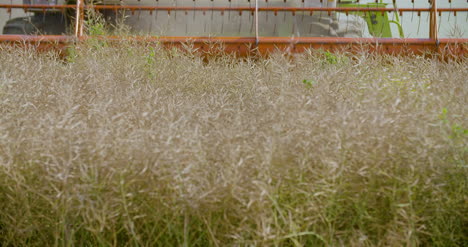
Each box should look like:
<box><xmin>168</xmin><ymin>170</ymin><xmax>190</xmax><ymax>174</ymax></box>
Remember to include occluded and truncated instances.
<box><xmin>2</xmin><ymin>13</ymin><xmax>68</xmax><ymax>35</ymax></box>
<box><xmin>3</xmin><ymin>17</ymin><xmax>34</xmax><ymax>34</ymax></box>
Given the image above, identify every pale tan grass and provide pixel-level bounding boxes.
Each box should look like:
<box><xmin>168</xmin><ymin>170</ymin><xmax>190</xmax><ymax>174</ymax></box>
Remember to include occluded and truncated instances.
<box><xmin>0</xmin><ymin>44</ymin><xmax>466</xmax><ymax>246</ymax></box>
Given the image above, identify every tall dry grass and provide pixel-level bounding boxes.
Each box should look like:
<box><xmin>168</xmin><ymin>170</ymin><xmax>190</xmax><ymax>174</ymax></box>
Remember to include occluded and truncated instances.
<box><xmin>0</xmin><ymin>43</ymin><xmax>466</xmax><ymax>246</ymax></box>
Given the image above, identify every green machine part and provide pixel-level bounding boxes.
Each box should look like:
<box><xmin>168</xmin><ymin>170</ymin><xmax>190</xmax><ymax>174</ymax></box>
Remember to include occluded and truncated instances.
<box><xmin>338</xmin><ymin>0</ymin><xmax>404</xmax><ymax>38</ymax></box>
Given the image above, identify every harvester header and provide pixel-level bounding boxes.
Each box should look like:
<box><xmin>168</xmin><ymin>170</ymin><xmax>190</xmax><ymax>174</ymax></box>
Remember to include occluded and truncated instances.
<box><xmin>0</xmin><ymin>0</ymin><xmax>467</xmax><ymax>55</ymax></box>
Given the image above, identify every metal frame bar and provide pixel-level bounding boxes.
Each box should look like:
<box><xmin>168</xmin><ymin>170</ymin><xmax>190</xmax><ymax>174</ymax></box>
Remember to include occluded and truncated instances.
<box><xmin>1</xmin><ymin>35</ymin><xmax>465</xmax><ymax>55</ymax></box>
<box><xmin>1</xmin><ymin>4</ymin><xmax>466</xmax><ymax>13</ymax></box>
<box><xmin>74</xmin><ymin>0</ymin><xmax>84</xmax><ymax>37</ymax></box>
<box><xmin>429</xmin><ymin>0</ymin><xmax>438</xmax><ymax>42</ymax></box>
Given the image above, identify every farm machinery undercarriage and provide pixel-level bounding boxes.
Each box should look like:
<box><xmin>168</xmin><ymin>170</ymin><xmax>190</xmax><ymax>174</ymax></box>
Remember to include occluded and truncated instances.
<box><xmin>0</xmin><ymin>0</ymin><xmax>467</xmax><ymax>56</ymax></box>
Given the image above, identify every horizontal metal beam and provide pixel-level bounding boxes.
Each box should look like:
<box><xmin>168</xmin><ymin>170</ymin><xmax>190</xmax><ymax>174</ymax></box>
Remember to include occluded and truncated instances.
<box><xmin>1</xmin><ymin>4</ymin><xmax>467</xmax><ymax>13</ymax></box>
<box><xmin>1</xmin><ymin>35</ymin><xmax>466</xmax><ymax>57</ymax></box>
<box><xmin>2</xmin><ymin>35</ymin><xmax>466</xmax><ymax>44</ymax></box>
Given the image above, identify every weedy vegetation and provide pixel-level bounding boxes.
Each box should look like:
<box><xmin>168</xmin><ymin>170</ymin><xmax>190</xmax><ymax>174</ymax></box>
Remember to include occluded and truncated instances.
<box><xmin>0</xmin><ymin>42</ymin><xmax>466</xmax><ymax>246</ymax></box>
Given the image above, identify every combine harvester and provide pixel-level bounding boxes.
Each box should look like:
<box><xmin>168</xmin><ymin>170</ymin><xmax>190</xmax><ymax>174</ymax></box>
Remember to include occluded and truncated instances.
<box><xmin>0</xmin><ymin>0</ymin><xmax>466</xmax><ymax>56</ymax></box>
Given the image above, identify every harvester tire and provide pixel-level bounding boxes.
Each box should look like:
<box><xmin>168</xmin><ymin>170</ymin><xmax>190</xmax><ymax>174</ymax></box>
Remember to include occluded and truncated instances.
<box><xmin>2</xmin><ymin>13</ymin><xmax>68</xmax><ymax>35</ymax></box>
<box><xmin>3</xmin><ymin>17</ymin><xmax>34</xmax><ymax>35</ymax></box>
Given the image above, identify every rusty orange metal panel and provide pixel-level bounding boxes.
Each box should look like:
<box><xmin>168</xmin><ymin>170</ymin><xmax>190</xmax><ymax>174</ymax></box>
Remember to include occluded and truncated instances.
<box><xmin>0</xmin><ymin>35</ymin><xmax>466</xmax><ymax>57</ymax></box>
<box><xmin>0</xmin><ymin>35</ymin><xmax>71</xmax><ymax>55</ymax></box>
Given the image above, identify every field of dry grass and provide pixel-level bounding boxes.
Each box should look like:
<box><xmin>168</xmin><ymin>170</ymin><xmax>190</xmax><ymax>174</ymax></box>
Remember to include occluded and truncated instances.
<box><xmin>0</xmin><ymin>43</ymin><xmax>466</xmax><ymax>246</ymax></box>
